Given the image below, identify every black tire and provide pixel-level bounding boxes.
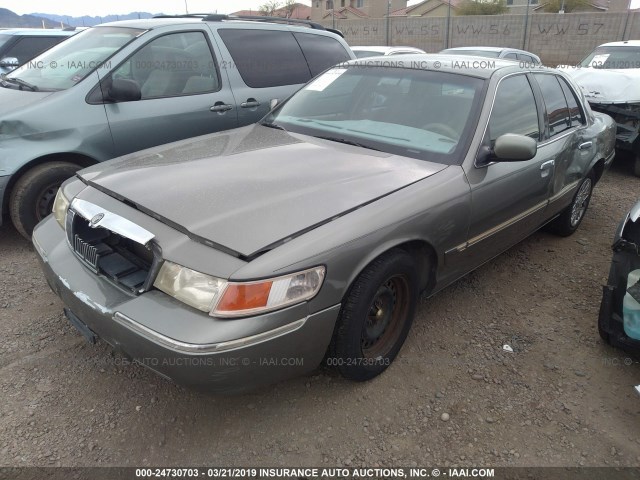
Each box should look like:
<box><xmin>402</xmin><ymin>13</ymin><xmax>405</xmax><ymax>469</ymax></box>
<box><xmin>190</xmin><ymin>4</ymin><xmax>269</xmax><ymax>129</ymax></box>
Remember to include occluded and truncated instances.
<box><xmin>329</xmin><ymin>249</ymin><xmax>420</xmax><ymax>381</ymax></box>
<box><xmin>634</xmin><ymin>154</ymin><xmax>640</xmax><ymax>178</ymax></box>
<box><xmin>546</xmin><ymin>173</ymin><xmax>594</xmax><ymax>237</ymax></box>
<box><xmin>9</xmin><ymin>162</ymin><xmax>80</xmax><ymax>239</ymax></box>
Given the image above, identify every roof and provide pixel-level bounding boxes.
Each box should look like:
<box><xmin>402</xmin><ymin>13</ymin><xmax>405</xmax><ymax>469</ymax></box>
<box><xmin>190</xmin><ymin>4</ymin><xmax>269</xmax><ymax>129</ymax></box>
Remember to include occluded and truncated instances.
<box><xmin>351</xmin><ymin>46</ymin><xmax>425</xmax><ymax>53</ymax></box>
<box><xmin>323</xmin><ymin>6</ymin><xmax>369</xmax><ymax>19</ymax></box>
<box><xmin>599</xmin><ymin>40</ymin><xmax>640</xmax><ymax>47</ymax></box>
<box><xmin>391</xmin><ymin>0</ymin><xmax>461</xmax><ymax>16</ymax></box>
<box><xmin>345</xmin><ymin>53</ymin><xmax>533</xmax><ymax>78</ymax></box>
<box><xmin>97</xmin><ymin>16</ymin><xmax>329</xmax><ymax>33</ymax></box>
<box><xmin>0</xmin><ymin>28</ymin><xmax>75</xmax><ymax>37</ymax></box>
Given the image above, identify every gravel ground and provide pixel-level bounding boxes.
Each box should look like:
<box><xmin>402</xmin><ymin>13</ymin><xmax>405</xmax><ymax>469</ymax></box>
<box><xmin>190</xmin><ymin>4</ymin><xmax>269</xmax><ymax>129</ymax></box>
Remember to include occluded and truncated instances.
<box><xmin>0</xmin><ymin>160</ymin><xmax>639</xmax><ymax>469</ymax></box>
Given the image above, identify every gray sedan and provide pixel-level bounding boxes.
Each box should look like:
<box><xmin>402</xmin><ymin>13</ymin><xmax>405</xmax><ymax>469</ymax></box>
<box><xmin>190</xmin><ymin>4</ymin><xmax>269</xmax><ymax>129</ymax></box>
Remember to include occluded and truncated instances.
<box><xmin>32</xmin><ymin>55</ymin><xmax>616</xmax><ymax>392</ymax></box>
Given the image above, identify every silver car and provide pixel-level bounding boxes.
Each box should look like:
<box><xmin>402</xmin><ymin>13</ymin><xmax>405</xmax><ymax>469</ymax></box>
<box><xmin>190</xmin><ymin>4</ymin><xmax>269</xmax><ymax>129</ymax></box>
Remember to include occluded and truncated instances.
<box><xmin>440</xmin><ymin>46</ymin><xmax>541</xmax><ymax>65</ymax></box>
<box><xmin>33</xmin><ymin>55</ymin><xmax>616</xmax><ymax>392</ymax></box>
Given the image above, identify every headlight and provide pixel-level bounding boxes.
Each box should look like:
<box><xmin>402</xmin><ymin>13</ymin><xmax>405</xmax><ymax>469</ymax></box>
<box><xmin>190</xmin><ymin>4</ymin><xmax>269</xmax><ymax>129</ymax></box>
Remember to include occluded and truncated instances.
<box><xmin>153</xmin><ymin>261</ymin><xmax>226</xmax><ymax>313</ymax></box>
<box><xmin>52</xmin><ymin>188</ymin><xmax>70</xmax><ymax>229</ymax></box>
<box><xmin>153</xmin><ymin>262</ymin><xmax>325</xmax><ymax>318</ymax></box>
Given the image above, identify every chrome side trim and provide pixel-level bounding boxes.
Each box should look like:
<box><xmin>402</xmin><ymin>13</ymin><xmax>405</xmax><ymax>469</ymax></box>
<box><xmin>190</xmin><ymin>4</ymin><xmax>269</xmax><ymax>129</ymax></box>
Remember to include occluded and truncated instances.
<box><xmin>451</xmin><ymin>199</ymin><xmax>548</xmax><ymax>252</ymax></box>
<box><xmin>112</xmin><ymin>312</ymin><xmax>307</xmax><ymax>355</ymax></box>
<box><xmin>71</xmin><ymin>198</ymin><xmax>155</xmax><ymax>246</ymax></box>
<box><xmin>549</xmin><ymin>179</ymin><xmax>580</xmax><ymax>204</ymax></box>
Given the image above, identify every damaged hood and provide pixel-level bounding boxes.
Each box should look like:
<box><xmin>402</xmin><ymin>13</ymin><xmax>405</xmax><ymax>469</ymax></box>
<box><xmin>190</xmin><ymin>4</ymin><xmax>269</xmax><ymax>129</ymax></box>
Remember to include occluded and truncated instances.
<box><xmin>559</xmin><ymin>67</ymin><xmax>640</xmax><ymax>104</ymax></box>
<box><xmin>79</xmin><ymin>125</ymin><xmax>447</xmax><ymax>257</ymax></box>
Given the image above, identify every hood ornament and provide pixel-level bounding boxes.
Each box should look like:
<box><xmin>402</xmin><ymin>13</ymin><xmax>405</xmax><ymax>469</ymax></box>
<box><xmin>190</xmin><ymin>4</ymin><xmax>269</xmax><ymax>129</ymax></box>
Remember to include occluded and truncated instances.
<box><xmin>89</xmin><ymin>213</ymin><xmax>105</xmax><ymax>228</ymax></box>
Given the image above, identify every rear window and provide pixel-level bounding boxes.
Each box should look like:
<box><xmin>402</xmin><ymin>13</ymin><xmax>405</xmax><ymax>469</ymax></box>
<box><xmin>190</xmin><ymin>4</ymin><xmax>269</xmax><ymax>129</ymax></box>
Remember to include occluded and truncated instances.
<box><xmin>218</xmin><ymin>29</ymin><xmax>311</xmax><ymax>88</ymax></box>
<box><xmin>293</xmin><ymin>32</ymin><xmax>351</xmax><ymax>76</ymax></box>
<box><xmin>534</xmin><ymin>74</ymin><xmax>571</xmax><ymax>137</ymax></box>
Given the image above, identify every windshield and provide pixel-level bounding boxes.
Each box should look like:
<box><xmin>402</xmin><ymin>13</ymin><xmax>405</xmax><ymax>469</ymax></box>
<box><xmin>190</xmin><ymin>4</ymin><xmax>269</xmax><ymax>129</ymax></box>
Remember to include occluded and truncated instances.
<box><xmin>4</xmin><ymin>26</ymin><xmax>144</xmax><ymax>91</ymax></box>
<box><xmin>0</xmin><ymin>35</ymin><xmax>12</xmax><ymax>51</ymax></box>
<box><xmin>264</xmin><ymin>66</ymin><xmax>485</xmax><ymax>164</ymax></box>
<box><xmin>579</xmin><ymin>46</ymin><xmax>640</xmax><ymax>69</ymax></box>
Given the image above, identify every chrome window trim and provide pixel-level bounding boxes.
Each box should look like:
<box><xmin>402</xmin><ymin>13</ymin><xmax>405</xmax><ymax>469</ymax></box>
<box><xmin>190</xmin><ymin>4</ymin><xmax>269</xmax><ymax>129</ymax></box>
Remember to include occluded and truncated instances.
<box><xmin>113</xmin><ymin>312</ymin><xmax>307</xmax><ymax>355</ymax></box>
<box><xmin>70</xmin><ymin>198</ymin><xmax>155</xmax><ymax>246</ymax></box>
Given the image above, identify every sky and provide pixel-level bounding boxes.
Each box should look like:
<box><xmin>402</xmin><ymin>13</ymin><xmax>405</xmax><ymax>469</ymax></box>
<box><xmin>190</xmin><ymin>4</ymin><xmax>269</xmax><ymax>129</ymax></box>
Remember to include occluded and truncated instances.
<box><xmin>3</xmin><ymin>0</ymin><xmax>638</xmax><ymax>17</ymax></box>
<box><xmin>5</xmin><ymin>0</ymin><xmax>308</xmax><ymax>17</ymax></box>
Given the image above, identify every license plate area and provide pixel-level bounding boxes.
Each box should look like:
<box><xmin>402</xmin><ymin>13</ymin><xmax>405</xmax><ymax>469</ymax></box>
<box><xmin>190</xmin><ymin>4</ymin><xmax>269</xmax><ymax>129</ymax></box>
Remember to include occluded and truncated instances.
<box><xmin>64</xmin><ymin>307</ymin><xmax>98</xmax><ymax>344</ymax></box>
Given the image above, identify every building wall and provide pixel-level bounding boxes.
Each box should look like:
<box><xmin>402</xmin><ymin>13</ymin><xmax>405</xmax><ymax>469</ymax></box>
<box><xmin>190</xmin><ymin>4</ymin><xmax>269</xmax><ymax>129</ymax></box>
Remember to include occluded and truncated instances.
<box><xmin>311</xmin><ymin>0</ymin><xmax>407</xmax><ymax>20</ymax></box>
<box><xmin>322</xmin><ymin>11</ymin><xmax>639</xmax><ymax>65</ymax></box>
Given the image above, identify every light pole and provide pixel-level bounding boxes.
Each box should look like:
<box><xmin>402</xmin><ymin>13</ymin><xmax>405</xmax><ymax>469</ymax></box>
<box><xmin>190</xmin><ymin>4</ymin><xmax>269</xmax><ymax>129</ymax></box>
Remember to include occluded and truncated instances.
<box><xmin>522</xmin><ymin>0</ymin><xmax>530</xmax><ymax>49</ymax></box>
<box><xmin>185</xmin><ymin>0</ymin><xmax>189</xmax><ymax>14</ymax></box>
<box><xmin>386</xmin><ymin>0</ymin><xmax>391</xmax><ymax>46</ymax></box>
<box><xmin>445</xmin><ymin>0</ymin><xmax>451</xmax><ymax>48</ymax></box>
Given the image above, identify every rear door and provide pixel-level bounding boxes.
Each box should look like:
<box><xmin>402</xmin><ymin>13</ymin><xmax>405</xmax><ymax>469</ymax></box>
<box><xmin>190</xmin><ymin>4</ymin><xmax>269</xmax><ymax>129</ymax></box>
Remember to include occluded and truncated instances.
<box><xmin>214</xmin><ymin>28</ymin><xmax>352</xmax><ymax>127</ymax></box>
<box><xmin>531</xmin><ymin>72</ymin><xmax>592</xmax><ymax>218</ymax></box>
<box><xmin>101</xmin><ymin>27</ymin><xmax>238</xmax><ymax>157</ymax></box>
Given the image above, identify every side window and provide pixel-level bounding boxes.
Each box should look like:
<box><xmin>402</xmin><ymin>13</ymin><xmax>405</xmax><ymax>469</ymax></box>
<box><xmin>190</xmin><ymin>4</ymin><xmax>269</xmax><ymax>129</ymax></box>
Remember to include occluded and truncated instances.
<box><xmin>293</xmin><ymin>33</ymin><xmax>351</xmax><ymax>76</ymax></box>
<box><xmin>488</xmin><ymin>75</ymin><xmax>540</xmax><ymax>143</ymax></box>
<box><xmin>218</xmin><ymin>29</ymin><xmax>312</xmax><ymax>88</ymax></box>
<box><xmin>503</xmin><ymin>52</ymin><xmax>518</xmax><ymax>60</ymax></box>
<box><xmin>112</xmin><ymin>31</ymin><xmax>219</xmax><ymax>100</ymax></box>
<box><xmin>518</xmin><ymin>54</ymin><xmax>535</xmax><ymax>64</ymax></box>
<box><xmin>6</xmin><ymin>37</ymin><xmax>62</xmax><ymax>64</ymax></box>
<box><xmin>558</xmin><ymin>77</ymin><xmax>585</xmax><ymax>127</ymax></box>
<box><xmin>533</xmin><ymin>74</ymin><xmax>571</xmax><ymax>137</ymax></box>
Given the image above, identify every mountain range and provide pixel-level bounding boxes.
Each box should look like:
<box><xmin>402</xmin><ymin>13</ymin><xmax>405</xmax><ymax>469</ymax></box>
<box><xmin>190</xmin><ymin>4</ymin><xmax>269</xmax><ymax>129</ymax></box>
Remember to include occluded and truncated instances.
<box><xmin>0</xmin><ymin>9</ymin><xmax>155</xmax><ymax>29</ymax></box>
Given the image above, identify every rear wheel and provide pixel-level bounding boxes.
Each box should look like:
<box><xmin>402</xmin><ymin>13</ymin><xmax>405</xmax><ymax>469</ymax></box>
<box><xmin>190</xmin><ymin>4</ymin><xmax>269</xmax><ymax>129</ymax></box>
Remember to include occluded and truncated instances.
<box><xmin>9</xmin><ymin>162</ymin><xmax>80</xmax><ymax>239</ymax></box>
<box><xmin>329</xmin><ymin>249</ymin><xmax>419</xmax><ymax>381</ymax></box>
<box><xmin>546</xmin><ymin>173</ymin><xmax>594</xmax><ymax>237</ymax></box>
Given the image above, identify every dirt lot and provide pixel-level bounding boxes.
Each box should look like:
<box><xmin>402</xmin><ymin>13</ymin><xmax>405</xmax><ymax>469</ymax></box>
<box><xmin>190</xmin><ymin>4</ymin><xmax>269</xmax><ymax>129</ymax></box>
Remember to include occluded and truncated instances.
<box><xmin>1</xmin><ymin>161</ymin><xmax>639</xmax><ymax>469</ymax></box>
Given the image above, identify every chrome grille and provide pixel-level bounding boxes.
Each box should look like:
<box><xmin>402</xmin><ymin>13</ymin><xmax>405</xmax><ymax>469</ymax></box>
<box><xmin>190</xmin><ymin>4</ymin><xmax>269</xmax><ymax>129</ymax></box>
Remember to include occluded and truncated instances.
<box><xmin>65</xmin><ymin>202</ymin><xmax>157</xmax><ymax>294</ymax></box>
<box><xmin>74</xmin><ymin>234</ymin><xmax>99</xmax><ymax>270</ymax></box>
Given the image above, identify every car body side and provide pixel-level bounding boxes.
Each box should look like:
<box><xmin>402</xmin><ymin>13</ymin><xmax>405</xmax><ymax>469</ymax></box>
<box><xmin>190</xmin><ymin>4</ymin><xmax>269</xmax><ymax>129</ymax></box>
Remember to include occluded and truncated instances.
<box><xmin>32</xmin><ymin>60</ymin><xmax>616</xmax><ymax>391</ymax></box>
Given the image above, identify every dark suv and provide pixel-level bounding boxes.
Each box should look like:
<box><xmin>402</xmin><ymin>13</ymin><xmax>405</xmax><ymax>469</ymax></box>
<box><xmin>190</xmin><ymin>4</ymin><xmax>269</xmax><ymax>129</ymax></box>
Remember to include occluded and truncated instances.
<box><xmin>0</xmin><ymin>15</ymin><xmax>354</xmax><ymax>238</ymax></box>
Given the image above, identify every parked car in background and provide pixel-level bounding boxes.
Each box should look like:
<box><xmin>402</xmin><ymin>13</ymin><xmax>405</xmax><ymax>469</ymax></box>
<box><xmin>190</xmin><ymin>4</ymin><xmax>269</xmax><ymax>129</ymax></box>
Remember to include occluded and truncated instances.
<box><xmin>558</xmin><ymin>41</ymin><xmax>640</xmax><ymax>176</ymax></box>
<box><xmin>440</xmin><ymin>46</ymin><xmax>541</xmax><ymax>65</ymax></box>
<box><xmin>352</xmin><ymin>46</ymin><xmax>426</xmax><ymax>58</ymax></box>
<box><xmin>599</xmin><ymin>199</ymin><xmax>640</xmax><ymax>353</ymax></box>
<box><xmin>0</xmin><ymin>28</ymin><xmax>76</xmax><ymax>74</ymax></box>
<box><xmin>33</xmin><ymin>55</ymin><xmax>615</xmax><ymax>392</ymax></box>
<box><xmin>0</xmin><ymin>14</ymin><xmax>354</xmax><ymax>239</ymax></box>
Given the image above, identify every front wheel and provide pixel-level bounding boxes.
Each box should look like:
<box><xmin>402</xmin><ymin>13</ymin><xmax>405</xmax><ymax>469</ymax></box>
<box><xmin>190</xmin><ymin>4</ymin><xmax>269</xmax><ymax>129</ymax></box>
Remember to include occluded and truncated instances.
<box><xmin>329</xmin><ymin>249</ymin><xmax>420</xmax><ymax>381</ymax></box>
<box><xmin>546</xmin><ymin>173</ymin><xmax>594</xmax><ymax>237</ymax></box>
<box><xmin>9</xmin><ymin>162</ymin><xmax>81</xmax><ymax>239</ymax></box>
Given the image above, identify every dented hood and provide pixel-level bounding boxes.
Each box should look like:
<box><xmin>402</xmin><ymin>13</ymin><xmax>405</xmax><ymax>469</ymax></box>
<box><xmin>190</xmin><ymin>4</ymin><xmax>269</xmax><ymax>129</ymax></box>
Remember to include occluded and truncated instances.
<box><xmin>559</xmin><ymin>67</ymin><xmax>640</xmax><ymax>104</ymax></box>
<box><xmin>79</xmin><ymin>125</ymin><xmax>447</xmax><ymax>257</ymax></box>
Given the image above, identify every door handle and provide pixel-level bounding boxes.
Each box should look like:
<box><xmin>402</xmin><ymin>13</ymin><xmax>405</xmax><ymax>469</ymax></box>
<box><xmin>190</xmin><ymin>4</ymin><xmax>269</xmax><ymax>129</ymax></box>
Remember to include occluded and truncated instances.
<box><xmin>540</xmin><ymin>159</ymin><xmax>555</xmax><ymax>170</ymax></box>
<box><xmin>240</xmin><ymin>98</ymin><xmax>261</xmax><ymax>109</ymax></box>
<box><xmin>578</xmin><ymin>141</ymin><xmax>593</xmax><ymax>150</ymax></box>
<box><xmin>210</xmin><ymin>103</ymin><xmax>233</xmax><ymax>113</ymax></box>
<box><xmin>540</xmin><ymin>159</ymin><xmax>555</xmax><ymax>178</ymax></box>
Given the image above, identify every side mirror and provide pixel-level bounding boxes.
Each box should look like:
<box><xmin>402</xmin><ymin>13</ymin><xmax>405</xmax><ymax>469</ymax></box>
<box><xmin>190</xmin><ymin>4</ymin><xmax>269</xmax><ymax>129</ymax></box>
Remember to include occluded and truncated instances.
<box><xmin>0</xmin><ymin>57</ymin><xmax>19</xmax><ymax>68</ymax></box>
<box><xmin>493</xmin><ymin>134</ymin><xmax>537</xmax><ymax>162</ymax></box>
<box><xmin>107</xmin><ymin>78</ymin><xmax>141</xmax><ymax>102</ymax></box>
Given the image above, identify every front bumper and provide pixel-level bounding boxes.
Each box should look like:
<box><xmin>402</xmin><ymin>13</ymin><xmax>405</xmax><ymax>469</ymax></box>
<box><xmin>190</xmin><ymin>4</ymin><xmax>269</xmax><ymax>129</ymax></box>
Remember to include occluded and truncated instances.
<box><xmin>33</xmin><ymin>216</ymin><xmax>340</xmax><ymax>392</ymax></box>
<box><xmin>0</xmin><ymin>175</ymin><xmax>10</xmax><ymax>226</ymax></box>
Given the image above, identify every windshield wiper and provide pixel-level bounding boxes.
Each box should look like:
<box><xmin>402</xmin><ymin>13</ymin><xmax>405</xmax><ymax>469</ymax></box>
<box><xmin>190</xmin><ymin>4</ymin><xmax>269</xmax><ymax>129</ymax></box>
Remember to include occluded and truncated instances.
<box><xmin>260</xmin><ymin>122</ymin><xmax>286</xmax><ymax>131</ymax></box>
<box><xmin>315</xmin><ymin>135</ymin><xmax>380</xmax><ymax>151</ymax></box>
<box><xmin>2</xmin><ymin>76</ymin><xmax>38</xmax><ymax>91</ymax></box>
